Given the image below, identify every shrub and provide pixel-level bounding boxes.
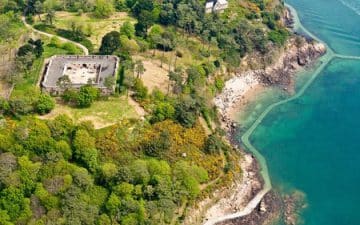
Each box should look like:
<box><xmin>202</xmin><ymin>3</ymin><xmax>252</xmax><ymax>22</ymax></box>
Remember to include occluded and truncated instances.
<box><xmin>150</xmin><ymin>102</ymin><xmax>175</xmax><ymax>123</ymax></box>
<box><xmin>142</xmin><ymin>130</ymin><xmax>171</xmax><ymax>157</ymax></box>
<box><xmin>204</xmin><ymin>134</ymin><xmax>223</xmax><ymax>154</ymax></box>
<box><xmin>93</xmin><ymin>0</ymin><xmax>114</xmax><ymax>18</ymax></box>
<box><xmin>62</xmin><ymin>88</ymin><xmax>78</xmax><ymax>103</ymax></box>
<box><xmin>76</xmin><ymin>85</ymin><xmax>100</xmax><ymax>108</ymax></box>
<box><xmin>62</xmin><ymin>42</ymin><xmax>81</xmax><ymax>54</ymax></box>
<box><xmin>120</xmin><ymin>21</ymin><xmax>135</xmax><ymax>39</ymax></box>
<box><xmin>36</xmin><ymin>93</ymin><xmax>55</xmax><ymax>115</ymax></box>
<box><xmin>268</xmin><ymin>29</ymin><xmax>289</xmax><ymax>46</ymax></box>
<box><xmin>55</xmin><ymin>140</ymin><xmax>72</xmax><ymax>160</ymax></box>
<box><xmin>49</xmin><ymin>37</ymin><xmax>62</xmax><ymax>48</ymax></box>
<box><xmin>133</xmin><ymin>79</ymin><xmax>148</xmax><ymax>101</ymax></box>
<box><xmin>202</xmin><ymin>62</ymin><xmax>216</xmax><ymax>76</ymax></box>
<box><xmin>215</xmin><ymin>77</ymin><xmax>225</xmax><ymax>92</ymax></box>
<box><xmin>8</xmin><ymin>97</ymin><xmax>35</xmax><ymax>115</ymax></box>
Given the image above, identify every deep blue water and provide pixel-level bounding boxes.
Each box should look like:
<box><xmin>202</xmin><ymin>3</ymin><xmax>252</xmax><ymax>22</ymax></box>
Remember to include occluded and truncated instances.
<box><xmin>245</xmin><ymin>0</ymin><xmax>360</xmax><ymax>224</ymax></box>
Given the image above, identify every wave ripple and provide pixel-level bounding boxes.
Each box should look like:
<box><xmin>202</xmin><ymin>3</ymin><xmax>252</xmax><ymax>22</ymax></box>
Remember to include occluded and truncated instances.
<box><xmin>339</xmin><ymin>0</ymin><xmax>360</xmax><ymax>15</ymax></box>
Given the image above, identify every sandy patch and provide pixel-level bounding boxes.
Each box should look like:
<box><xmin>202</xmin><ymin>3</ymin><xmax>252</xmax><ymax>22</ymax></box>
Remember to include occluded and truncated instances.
<box><xmin>226</xmin><ymin>84</ymin><xmax>265</xmax><ymax>121</ymax></box>
<box><xmin>214</xmin><ymin>72</ymin><xmax>261</xmax><ymax>122</ymax></box>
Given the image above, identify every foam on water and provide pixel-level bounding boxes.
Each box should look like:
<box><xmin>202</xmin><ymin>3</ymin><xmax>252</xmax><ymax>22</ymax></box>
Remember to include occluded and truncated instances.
<box><xmin>339</xmin><ymin>0</ymin><xmax>360</xmax><ymax>15</ymax></box>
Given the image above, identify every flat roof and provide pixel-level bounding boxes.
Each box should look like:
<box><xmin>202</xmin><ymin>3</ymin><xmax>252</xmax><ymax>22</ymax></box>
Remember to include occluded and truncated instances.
<box><xmin>42</xmin><ymin>55</ymin><xmax>119</xmax><ymax>89</ymax></box>
<box><xmin>206</xmin><ymin>1</ymin><xmax>215</xmax><ymax>8</ymax></box>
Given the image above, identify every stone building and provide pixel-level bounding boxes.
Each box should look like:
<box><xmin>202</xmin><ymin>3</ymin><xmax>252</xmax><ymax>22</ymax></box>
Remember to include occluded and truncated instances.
<box><xmin>205</xmin><ymin>0</ymin><xmax>228</xmax><ymax>13</ymax></box>
<box><xmin>41</xmin><ymin>55</ymin><xmax>119</xmax><ymax>95</ymax></box>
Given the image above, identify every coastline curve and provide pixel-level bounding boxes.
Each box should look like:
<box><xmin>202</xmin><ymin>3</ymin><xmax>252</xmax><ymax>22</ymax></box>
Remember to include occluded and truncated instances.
<box><xmin>238</xmin><ymin>2</ymin><xmax>360</xmax><ymax>224</ymax></box>
<box><xmin>203</xmin><ymin>3</ymin><xmax>346</xmax><ymax>225</ymax></box>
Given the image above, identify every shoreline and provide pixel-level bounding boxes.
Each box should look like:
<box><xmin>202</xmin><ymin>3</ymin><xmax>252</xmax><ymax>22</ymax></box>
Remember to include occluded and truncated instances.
<box><xmin>200</xmin><ymin>5</ymin><xmax>328</xmax><ymax>225</ymax></box>
<box><xmin>216</xmin><ymin>36</ymin><xmax>326</xmax><ymax>130</ymax></box>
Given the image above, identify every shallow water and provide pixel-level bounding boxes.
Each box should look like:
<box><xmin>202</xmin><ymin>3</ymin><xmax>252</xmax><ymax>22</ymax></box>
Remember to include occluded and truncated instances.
<box><xmin>240</xmin><ymin>0</ymin><xmax>360</xmax><ymax>224</ymax></box>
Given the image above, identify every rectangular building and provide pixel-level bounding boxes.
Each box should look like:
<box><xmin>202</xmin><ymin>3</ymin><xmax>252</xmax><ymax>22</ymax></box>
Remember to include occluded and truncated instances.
<box><xmin>42</xmin><ymin>55</ymin><xmax>119</xmax><ymax>95</ymax></box>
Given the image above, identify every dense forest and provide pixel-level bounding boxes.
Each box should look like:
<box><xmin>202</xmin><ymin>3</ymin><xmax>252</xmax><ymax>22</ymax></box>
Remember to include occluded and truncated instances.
<box><xmin>0</xmin><ymin>0</ymin><xmax>288</xmax><ymax>224</ymax></box>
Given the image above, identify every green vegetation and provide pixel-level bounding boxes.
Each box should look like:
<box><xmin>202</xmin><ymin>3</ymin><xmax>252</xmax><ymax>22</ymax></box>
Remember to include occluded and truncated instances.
<box><xmin>0</xmin><ymin>115</ymin><xmax>237</xmax><ymax>224</ymax></box>
<box><xmin>0</xmin><ymin>0</ymin><xmax>289</xmax><ymax>224</ymax></box>
<box><xmin>0</xmin><ymin>11</ymin><xmax>25</xmax><ymax>46</ymax></box>
<box><xmin>2</xmin><ymin>38</ymin><xmax>81</xmax><ymax>117</ymax></box>
<box><xmin>62</xmin><ymin>85</ymin><xmax>100</xmax><ymax>108</ymax></box>
<box><xmin>33</xmin><ymin>23</ymin><xmax>94</xmax><ymax>53</ymax></box>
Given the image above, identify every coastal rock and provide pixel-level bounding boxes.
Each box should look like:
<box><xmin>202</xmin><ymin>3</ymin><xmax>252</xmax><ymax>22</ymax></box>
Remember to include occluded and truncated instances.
<box><xmin>217</xmin><ymin>191</ymin><xmax>282</xmax><ymax>225</ymax></box>
<box><xmin>196</xmin><ymin>153</ymin><xmax>264</xmax><ymax>225</ymax></box>
<box><xmin>214</xmin><ymin>37</ymin><xmax>326</xmax><ymax>130</ymax></box>
<box><xmin>282</xmin><ymin>191</ymin><xmax>307</xmax><ymax>225</ymax></box>
<box><xmin>258</xmin><ymin>38</ymin><xmax>326</xmax><ymax>89</ymax></box>
<box><xmin>259</xmin><ymin>200</ymin><xmax>267</xmax><ymax>213</ymax></box>
<box><xmin>283</xmin><ymin>7</ymin><xmax>295</xmax><ymax>28</ymax></box>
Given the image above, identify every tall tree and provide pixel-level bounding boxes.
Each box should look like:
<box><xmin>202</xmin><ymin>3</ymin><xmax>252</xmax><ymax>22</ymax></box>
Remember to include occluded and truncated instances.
<box><xmin>134</xmin><ymin>60</ymin><xmax>145</xmax><ymax>79</ymax></box>
<box><xmin>34</xmin><ymin>1</ymin><xmax>43</xmax><ymax>21</ymax></box>
<box><xmin>45</xmin><ymin>9</ymin><xmax>55</xmax><ymax>26</ymax></box>
<box><xmin>99</xmin><ymin>31</ymin><xmax>121</xmax><ymax>55</ymax></box>
<box><xmin>120</xmin><ymin>21</ymin><xmax>135</xmax><ymax>39</ymax></box>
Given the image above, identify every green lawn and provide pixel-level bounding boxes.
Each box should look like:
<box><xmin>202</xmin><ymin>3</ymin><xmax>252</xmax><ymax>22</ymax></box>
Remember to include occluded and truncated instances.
<box><xmin>41</xmin><ymin>97</ymin><xmax>139</xmax><ymax>129</ymax></box>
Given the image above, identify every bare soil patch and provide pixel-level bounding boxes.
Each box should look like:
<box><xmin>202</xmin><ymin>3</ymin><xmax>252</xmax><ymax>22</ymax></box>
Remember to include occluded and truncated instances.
<box><xmin>135</xmin><ymin>56</ymin><xmax>170</xmax><ymax>93</ymax></box>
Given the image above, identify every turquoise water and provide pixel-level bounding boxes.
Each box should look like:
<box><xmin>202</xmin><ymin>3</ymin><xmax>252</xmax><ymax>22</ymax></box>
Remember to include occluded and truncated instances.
<box><xmin>241</xmin><ymin>0</ymin><xmax>360</xmax><ymax>224</ymax></box>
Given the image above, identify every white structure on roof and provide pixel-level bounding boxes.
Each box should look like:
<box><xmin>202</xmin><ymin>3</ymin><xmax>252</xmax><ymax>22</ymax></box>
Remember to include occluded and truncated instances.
<box><xmin>205</xmin><ymin>0</ymin><xmax>228</xmax><ymax>13</ymax></box>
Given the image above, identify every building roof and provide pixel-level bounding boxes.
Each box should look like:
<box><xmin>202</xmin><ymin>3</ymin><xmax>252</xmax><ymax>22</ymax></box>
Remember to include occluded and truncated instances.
<box><xmin>42</xmin><ymin>55</ymin><xmax>119</xmax><ymax>89</ymax></box>
<box><xmin>217</xmin><ymin>0</ymin><xmax>228</xmax><ymax>5</ymax></box>
<box><xmin>206</xmin><ymin>1</ymin><xmax>215</xmax><ymax>9</ymax></box>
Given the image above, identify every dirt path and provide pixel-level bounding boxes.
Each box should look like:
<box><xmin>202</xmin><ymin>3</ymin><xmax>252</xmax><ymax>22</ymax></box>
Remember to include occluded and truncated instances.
<box><xmin>127</xmin><ymin>97</ymin><xmax>147</xmax><ymax>118</ymax></box>
<box><xmin>21</xmin><ymin>16</ymin><xmax>89</xmax><ymax>55</ymax></box>
<box><xmin>203</xmin><ymin>189</ymin><xmax>269</xmax><ymax>225</ymax></box>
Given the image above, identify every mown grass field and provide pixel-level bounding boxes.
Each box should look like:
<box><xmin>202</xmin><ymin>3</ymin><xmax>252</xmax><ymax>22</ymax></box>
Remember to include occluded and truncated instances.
<box><xmin>40</xmin><ymin>96</ymin><xmax>139</xmax><ymax>128</ymax></box>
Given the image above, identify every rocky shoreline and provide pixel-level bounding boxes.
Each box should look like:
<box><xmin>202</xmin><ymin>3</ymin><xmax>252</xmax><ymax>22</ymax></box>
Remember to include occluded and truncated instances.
<box><xmin>216</xmin><ymin>36</ymin><xmax>326</xmax><ymax>131</ymax></box>
<box><xmin>184</xmin><ymin>6</ymin><xmax>327</xmax><ymax>225</ymax></box>
<box><xmin>217</xmin><ymin>191</ymin><xmax>282</xmax><ymax>225</ymax></box>
<box><xmin>203</xmin><ymin>14</ymin><xmax>326</xmax><ymax>225</ymax></box>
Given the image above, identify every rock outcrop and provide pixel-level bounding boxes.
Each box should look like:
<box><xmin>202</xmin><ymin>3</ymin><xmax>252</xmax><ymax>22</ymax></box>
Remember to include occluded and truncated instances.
<box><xmin>215</xmin><ymin>37</ymin><xmax>326</xmax><ymax>131</ymax></box>
<box><xmin>258</xmin><ymin>37</ymin><xmax>326</xmax><ymax>92</ymax></box>
<box><xmin>217</xmin><ymin>191</ymin><xmax>282</xmax><ymax>225</ymax></box>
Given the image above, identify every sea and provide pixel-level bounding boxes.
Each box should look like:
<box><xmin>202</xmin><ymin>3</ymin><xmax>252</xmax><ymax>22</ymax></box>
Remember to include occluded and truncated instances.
<box><xmin>237</xmin><ymin>0</ymin><xmax>360</xmax><ymax>224</ymax></box>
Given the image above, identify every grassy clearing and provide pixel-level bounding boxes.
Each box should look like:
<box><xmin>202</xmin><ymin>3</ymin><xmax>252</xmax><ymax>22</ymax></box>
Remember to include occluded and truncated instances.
<box><xmin>40</xmin><ymin>96</ymin><xmax>139</xmax><ymax>128</ymax></box>
<box><xmin>139</xmin><ymin>34</ymin><xmax>221</xmax><ymax>71</ymax></box>
<box><xmin>35</xmin><ymin>11</ymin><xmax>135</xmax><ymax>51</ymax></box>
